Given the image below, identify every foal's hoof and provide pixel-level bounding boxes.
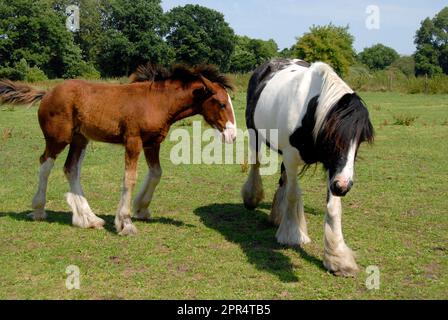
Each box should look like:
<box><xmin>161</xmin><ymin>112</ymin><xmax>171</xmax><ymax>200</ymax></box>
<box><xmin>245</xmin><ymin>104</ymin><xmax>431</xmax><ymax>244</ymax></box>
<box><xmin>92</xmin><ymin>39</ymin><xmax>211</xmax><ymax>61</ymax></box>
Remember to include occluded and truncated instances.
<box><xmin>28</xmin><ymin>210</ymin><xmax>47</xmax><ymax>221</ymax></box>
<box><xmin>134</xmin><ymin>208</ymin><xmax>151</xmax><ymax>221</ymax></box>
<box><xmin>118</xmin><ymin>224</ymin><xmax>138</xmax><ymax>236</ymax></box>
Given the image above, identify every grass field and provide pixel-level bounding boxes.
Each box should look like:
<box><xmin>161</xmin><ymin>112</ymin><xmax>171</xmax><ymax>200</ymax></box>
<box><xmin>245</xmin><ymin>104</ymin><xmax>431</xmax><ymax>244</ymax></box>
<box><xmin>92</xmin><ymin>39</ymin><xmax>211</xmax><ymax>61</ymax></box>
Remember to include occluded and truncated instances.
<box><xmin>0</xmin><ymin>83</ymin><xmax>447</xmax><ymax>299</ymax></box>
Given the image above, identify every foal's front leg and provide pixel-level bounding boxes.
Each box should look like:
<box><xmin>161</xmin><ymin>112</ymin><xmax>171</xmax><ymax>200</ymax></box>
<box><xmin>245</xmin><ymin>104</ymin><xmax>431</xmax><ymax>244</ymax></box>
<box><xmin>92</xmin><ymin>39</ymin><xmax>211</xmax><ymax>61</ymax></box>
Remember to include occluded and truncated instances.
<box><xmin>115</xmin><ymin>137</ymin><xmax>142</xmax><ymax>236</ymax></box>
<box><xmin>133</xmin><ymin>145</ymin><xmax>162</xmax><ymax>220</ymax></box>
<box><xmin>323</xmin><ymin>191</ymin><xmax>359</xmax><ymax>277</ymax></box>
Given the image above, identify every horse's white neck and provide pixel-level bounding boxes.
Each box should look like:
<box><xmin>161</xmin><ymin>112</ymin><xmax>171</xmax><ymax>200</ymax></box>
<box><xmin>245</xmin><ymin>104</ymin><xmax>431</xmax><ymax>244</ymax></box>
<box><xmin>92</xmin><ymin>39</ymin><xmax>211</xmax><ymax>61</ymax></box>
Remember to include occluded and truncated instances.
<box><xmin>311</xmin><ymin>63</ymin><xmax>354</xmax><ymax>141</ymax></box>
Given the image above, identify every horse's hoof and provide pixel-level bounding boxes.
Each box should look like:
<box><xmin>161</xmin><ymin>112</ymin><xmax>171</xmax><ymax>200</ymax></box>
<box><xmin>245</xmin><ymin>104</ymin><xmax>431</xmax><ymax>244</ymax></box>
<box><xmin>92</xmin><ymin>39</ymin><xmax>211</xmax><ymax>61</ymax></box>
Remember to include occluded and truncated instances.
<box><xmin>134</xmin><ymin>208</ymin><xmax>151</xmax><ymax>221</ymax></box>
<box><xmin>118</xmin><ymin>224</ymin><xmax>138</xmax><ymax>236</ymax></box>
<box><xmin>28</xmin><ymin>210</ymin><xmax>47</xmax><ymax>221</ymax></box>
<box><xmin>89</xmin><ymin>217</ymin><xmax>106</xmax><ymax>230</ymax></box>
<box><xmin>73</xmin><ymin>215</ymin><xmax>105</xmax><ymax>230</ymax></box>
<box><xmin>299</xmin><ymin>233</ymin><xmax>312</xmax><ymax>246</ymax></box>
<box><xmin>323</xmin><ymin>249</ymin><xmax>359</xmax><ymax>277</ymax></box>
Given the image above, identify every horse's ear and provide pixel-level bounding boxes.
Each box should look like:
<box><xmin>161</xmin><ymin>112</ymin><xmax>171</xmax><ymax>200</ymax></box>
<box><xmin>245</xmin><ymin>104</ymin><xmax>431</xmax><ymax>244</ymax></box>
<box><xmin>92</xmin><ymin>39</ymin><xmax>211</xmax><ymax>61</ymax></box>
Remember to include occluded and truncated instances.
<box><xmin>193</xmin><ymin>76</ymin><xmax>216</xmax><ymax>101</ymax></box>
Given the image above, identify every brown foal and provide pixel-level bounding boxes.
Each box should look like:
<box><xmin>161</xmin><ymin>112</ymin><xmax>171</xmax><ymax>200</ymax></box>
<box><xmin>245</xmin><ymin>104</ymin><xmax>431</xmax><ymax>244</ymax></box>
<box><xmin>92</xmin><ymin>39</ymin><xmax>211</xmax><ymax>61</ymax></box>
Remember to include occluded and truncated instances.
<box><xmin>0</xmin><ymin>64</ymin><xmax>237</xmax><ymax>235</ymax></box>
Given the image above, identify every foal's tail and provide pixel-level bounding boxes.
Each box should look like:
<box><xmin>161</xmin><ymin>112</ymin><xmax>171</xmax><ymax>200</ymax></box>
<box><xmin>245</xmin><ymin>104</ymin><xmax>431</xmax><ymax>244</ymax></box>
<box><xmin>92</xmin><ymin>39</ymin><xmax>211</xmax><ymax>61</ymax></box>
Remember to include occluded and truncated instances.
<box><xmin>0</xmin><ymin>79</ymin><xmax>47</xmax><ymax>106</ymax></box>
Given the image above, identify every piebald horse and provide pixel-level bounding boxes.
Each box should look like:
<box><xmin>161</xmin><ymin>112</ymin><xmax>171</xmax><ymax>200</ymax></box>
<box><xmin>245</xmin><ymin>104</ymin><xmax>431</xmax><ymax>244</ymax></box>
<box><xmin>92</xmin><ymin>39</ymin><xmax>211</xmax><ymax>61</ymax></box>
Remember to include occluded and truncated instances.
<box><xmin>0</xmin><ymin>64</ymin><xmax>236</xmax><ymax>236</ymax></box>
<box><xmin>242</xmin><ymin>59</ymin><xmax>374</xmax><ymax>276</ymax></box>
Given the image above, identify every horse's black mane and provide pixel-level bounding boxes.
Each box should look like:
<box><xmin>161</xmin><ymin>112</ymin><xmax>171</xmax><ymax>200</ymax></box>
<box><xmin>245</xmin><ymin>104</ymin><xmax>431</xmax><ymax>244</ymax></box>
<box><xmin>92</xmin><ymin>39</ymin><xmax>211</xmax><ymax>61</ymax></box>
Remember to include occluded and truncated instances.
<box><xmin>319</xmin><ymin>93</ymin><xmax>375</xmax><ymax>152</ymax></box>
<box><xmin>130</xmin><ymin>63</ymin><xmax>233</xmax><ymax>90</ymax></box>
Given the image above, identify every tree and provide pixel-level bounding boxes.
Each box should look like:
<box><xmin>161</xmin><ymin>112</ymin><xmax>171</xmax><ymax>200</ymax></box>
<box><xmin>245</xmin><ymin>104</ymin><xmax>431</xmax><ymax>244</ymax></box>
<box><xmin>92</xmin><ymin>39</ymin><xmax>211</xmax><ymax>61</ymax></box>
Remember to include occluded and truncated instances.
<box><xmin>166</xmin><ymin>4</ymin><xmax>235</xmax><ymax>71</ymax></box>
<box><xmin>292</xmin><ymin>24</ymin><xmax>355</xmax><ymax>76</ymax></box>
<box><xmin>95</xmin><ymin>0</ymin><xmax>174</xmax><ymax>77</ymax></box>
<box><xmin>0</xmin><ymin>0</ymin><xmax>88</xmax><ymax>78</ymax></box>
<box><xmin>390</xmin><ymin>56</ymin><xmax>415</xmax><ymax>77</ymax></box>
<box><xmin>229</xmin><ymin>36</ymin><xmax>279</xmax><ymax>73</ymax></box>
<box><xmin>48</xmin><ymin>0</ymin><xmax>109</xmax><ymax>64</ymax></box>
<box><xmin>358</xmin><ymin>44</ymin><xmax>399</xmax><ymax>70</ymax></box>
<box><xmin>279</xmin><ymin>47</ymin><xmax>294</xmax><ymax>59</ymax></box>
<box><xmin>414</xmin><ymin>7</ymin><xmax>448</xmax><ymax>76</ymax></box>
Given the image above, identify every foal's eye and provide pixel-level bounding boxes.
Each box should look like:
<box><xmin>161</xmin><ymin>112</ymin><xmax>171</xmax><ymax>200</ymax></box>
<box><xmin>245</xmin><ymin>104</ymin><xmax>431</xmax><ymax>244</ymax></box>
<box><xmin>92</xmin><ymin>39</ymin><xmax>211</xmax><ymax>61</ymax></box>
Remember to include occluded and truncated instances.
<box><xmin>220</xmin><ymin>103</ymin><xmax>226</xmax><ymax>109</ymax></box>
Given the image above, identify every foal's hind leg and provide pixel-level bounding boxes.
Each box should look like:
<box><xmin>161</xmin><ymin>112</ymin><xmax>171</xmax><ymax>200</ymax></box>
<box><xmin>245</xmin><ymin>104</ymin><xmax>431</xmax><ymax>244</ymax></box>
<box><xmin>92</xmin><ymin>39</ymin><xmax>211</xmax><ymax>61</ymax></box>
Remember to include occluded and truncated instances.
<box><xmin>133</xmin><ymin>144</ymin><xmax>162</xmax><ymax>221</ymax></box>
<box><xmin>274</xmin><ymin>149</ymin><xmax>311</xmax><ymax>246</ymax></box>
<box><xmin>242</xmin><ymin>132</ymin><xmax>264</xmax><ymax>210</ymax></box>
<box><xmin>30</xmin><ymin>141</ymin><xmax>67</xmax><ymax>221</ymax></box>
<box><xmin>64</xmin><ymin>135</ymin><xmax>105</xmax><ymax>229</ymax></box>
<box><xmin>115</xmin><ymin>137</ymin><xmax>142</xmax><ymax>236</ymax></box>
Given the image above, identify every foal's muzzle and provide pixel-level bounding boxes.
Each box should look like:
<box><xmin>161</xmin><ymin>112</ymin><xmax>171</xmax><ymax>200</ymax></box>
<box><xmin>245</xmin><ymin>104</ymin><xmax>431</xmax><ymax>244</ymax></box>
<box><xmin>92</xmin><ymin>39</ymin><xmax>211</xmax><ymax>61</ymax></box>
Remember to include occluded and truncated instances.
<box><xmin>330</xmin><ymin>180</ymin><xmax>353</xmax><ymax>197</ymax></box>
<box><xmin>221</xmin><ymin>122</ymin><xmax>237</xmax><ymax>144</ymax></box>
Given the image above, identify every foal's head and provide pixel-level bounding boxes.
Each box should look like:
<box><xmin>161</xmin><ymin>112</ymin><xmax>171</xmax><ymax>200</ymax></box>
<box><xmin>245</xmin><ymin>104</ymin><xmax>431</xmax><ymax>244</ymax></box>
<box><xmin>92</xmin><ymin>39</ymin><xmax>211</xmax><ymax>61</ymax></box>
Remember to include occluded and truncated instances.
<box><xmin>192</xmin><ymin>75</ymin><xmax>237</xmax><ymax>144</ymax></box>
<box><xmin>317</xmin><ymin>93</ymin><xmax>374</xmax><ymax>197</ymax></box>
<box><xmin>130</xmin><ymin>63</ymin><xmax>237</xmax><ymax>144</ymax></box>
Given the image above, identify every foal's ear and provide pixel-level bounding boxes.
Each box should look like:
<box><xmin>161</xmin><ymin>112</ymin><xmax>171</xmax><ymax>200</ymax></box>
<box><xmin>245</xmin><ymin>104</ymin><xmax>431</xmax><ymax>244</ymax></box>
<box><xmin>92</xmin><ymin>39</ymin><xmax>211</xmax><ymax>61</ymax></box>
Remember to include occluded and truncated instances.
<box><xmin>193</xmin><ymin>76</ymin><xmax>216</xmax><ymax>101</ymax></box>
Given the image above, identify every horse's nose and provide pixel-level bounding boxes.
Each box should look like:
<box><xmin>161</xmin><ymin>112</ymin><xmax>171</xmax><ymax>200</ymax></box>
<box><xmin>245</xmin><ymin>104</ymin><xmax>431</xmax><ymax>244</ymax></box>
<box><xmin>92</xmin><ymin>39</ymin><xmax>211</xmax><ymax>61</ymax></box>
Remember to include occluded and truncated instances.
<box><xmin>330</xmin><ymin>180</ymin><xmax>353</xmax><ymax>197</ymax></box>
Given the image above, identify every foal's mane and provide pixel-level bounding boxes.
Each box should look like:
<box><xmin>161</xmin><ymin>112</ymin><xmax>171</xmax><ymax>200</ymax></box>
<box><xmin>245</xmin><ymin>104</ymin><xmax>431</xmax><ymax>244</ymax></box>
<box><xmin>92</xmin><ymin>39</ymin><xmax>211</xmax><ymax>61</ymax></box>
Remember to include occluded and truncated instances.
<box><xmin>130</xmin><ymin>63</ymin><xmax>234</xmax><ymax>91</ymax></box>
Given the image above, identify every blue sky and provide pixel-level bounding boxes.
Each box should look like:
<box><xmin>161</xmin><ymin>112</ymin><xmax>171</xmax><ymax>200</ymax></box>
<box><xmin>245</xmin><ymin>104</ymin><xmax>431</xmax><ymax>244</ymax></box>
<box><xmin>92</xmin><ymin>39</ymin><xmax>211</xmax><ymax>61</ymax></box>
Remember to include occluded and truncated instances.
<box><xmin>161</xmin><ymin>0</ymin><xmax>446</xmax><ymax>55</ymax></box>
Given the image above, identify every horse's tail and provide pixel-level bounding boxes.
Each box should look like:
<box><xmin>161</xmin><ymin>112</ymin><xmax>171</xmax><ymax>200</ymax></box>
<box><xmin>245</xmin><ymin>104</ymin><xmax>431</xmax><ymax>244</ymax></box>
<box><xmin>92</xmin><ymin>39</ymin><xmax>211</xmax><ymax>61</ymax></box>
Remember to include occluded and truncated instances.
<box><xmin>0</xmin><ymin>79</ymin><xmax>47</xmax><ymax>106</ymax></box>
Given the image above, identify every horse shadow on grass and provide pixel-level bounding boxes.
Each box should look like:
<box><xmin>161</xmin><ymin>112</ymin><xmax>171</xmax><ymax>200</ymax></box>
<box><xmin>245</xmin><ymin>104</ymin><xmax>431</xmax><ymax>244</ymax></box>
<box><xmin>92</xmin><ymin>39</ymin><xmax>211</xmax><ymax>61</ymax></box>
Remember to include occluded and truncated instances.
<box><xmin>0</xmin><ymin>211</ymin><xmax>193</xmax><ymax>234</ymax></box>
<box><xmin>194</xmin><ymin>203</ymin><xmax>326</xmax><ymax>283</ymax></box>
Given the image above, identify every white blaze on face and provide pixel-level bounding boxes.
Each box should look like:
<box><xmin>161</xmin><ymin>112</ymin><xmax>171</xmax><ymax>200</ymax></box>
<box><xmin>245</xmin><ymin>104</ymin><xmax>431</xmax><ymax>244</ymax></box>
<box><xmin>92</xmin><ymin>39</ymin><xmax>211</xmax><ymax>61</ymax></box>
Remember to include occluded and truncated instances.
<box><xmin>335</xmin><ymin>141</ymin><xmax>357</xmax><ymax>189</ymax></box>
<box><xmin>222</xmin><ymin>93</ymin><xmax>237</xmax><ymax>144</ymax></box>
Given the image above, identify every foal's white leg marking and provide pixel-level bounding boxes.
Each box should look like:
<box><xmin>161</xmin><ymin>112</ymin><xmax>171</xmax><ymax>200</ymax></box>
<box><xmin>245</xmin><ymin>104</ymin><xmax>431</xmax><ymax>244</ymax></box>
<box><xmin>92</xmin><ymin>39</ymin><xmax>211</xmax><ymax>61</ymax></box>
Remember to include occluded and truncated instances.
<box><xmin>323</xmin><ymin>192</ymin><xmax>359</xmax><ymax>277</ymax></box>
<box><xmin>275</xmin><ymin>150</ymin><xmax>311</xmax><ymax>246</ymax></box>
<box><xmin>66</xmin><ymin>149</ymin><xmax>105</xmax><ymax>229</ymax></box>
<box><xmin>133</xmin><ymin>165</ymin><xmax>162</xmax><ymax>220</ymax></box>
<box><xmin>115</xmin><ymin>171</ymin><xmax>138</xmax><ymax>236</ymax></box>
<box><xmin>30</xmin><ymin>158</ymin><xmax>55</xmax><ymax>221</ymax></box>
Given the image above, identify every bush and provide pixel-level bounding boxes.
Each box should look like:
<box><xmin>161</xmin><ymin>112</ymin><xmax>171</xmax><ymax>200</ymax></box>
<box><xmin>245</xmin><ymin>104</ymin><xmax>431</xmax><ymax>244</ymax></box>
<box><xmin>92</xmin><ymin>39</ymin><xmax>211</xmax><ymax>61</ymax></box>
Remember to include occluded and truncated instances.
<box><xmin>78</xmin><ymin>63</ymin><xmax>101</xmax><ymax>80</ymax></box>
<box><xmin>345</xmin><ymin>66</ymin><xmax>448</xmax><ymax>94</ymax></box>
<box><xmin>26</xmin><ymin>66</ymin><xmax>48</xmax><ymax>82</ymax></box>
<box><xmin>0</xmin><ymin>59</ymin><xmax>48</xmax><ymax>82</ymax></box>
<box><xmin>0</xmin><ymin>66</ymin><xmax>25</xmax><ymax>81</ymax></box>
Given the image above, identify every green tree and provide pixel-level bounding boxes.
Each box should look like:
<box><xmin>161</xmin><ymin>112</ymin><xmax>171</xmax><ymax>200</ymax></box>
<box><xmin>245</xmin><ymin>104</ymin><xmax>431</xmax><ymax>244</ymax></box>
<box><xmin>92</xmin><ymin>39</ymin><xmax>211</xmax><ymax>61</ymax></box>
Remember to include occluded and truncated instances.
<box><xmin>229</xmin><ymin>36</ymin><xmax>279</xmax><ymax>73</ymax></box>
<box><xmin>358</xmin><ymin>44</ymin><xmax>399</xmax><ymax>70</ymax></box>
<box><xmin>390</xmin><ymin>56</ymin><xmax>415</xmax><ymax>77</ymax></box>
<box><xmin>292</xmin><ymin>24</ymin><xmax>355</xmax><ymax>76</ymax></box>
<box><xmin>414</xmin><ymin>7</ymin><xmax>448</xmax><ymax>76</ymax></box>
<box><xmin>95</xmin><ymin>0</ymin><xmax>174</xmax><ymax>77</ymax></box>
<box><xmin>166</xmin><ymin>4</ymin><xmax>235</xmax><ymax>71</ymax></box>
<box><xmin>279</xmin><ymin>47</ymin><xmax>294</xmax><ymax>59</ymax></box>
<box><xmin>48</xmin><ymin>0</ymin><xmax>109</xmax><ymax>64</ymax></box>
<box><xmin>0</xmin><ymin>0</ymin><xmax>88</xmax><ymax>78</ymax></box>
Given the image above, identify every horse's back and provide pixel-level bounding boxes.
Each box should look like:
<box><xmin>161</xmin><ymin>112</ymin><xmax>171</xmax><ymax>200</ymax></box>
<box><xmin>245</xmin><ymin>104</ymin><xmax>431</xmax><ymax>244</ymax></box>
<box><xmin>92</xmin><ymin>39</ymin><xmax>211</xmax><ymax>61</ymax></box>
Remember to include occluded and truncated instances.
<box><xmin>247</xmin><ymin>59</ymin><xmax>311</xmax><ymax>150</ymax></box>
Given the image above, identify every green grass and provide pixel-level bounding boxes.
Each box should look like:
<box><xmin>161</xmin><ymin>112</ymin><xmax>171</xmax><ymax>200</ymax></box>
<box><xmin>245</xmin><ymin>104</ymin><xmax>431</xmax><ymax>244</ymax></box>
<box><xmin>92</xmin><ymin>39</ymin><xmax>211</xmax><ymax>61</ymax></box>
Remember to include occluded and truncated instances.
<box><xmin>0</xmin><ymin>89</ymin><xmax>447</xmax><ymax>300</ymax></box>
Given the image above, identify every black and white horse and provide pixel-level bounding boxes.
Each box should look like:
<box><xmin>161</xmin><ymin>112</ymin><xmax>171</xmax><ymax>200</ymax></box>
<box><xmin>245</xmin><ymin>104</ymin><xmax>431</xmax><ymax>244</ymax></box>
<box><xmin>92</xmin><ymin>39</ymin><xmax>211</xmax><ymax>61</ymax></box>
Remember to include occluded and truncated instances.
<box><xmin>242</xmin><ymin>59</ymin><xmax>374</xmax><ymax>277</ymax></box>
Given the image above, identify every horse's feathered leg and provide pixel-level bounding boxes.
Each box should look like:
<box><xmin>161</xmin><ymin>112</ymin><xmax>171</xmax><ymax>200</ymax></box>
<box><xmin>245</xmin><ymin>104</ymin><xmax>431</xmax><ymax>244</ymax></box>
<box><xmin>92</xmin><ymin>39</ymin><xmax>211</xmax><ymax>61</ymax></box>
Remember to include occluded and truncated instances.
<box><xmin>64</xmin><ymin>135</ymin><xmax>105</xmax><ymax>230</ymax></box>
<box><xmin>133</xmin><ymin>144</ymin><xmax>162</xmax><ymax>220</ymax></box>
<box><xmin>272</xmin><ymin>163</ymin><xmax>310</xmax><ymax>238</ymax></box>
<box><xmin>241</xmin><ymin>131</ymin><xmax>264</xmax><ymax>210</ymax></box>
<box><xmin>323</xmin><ymin>191</ymin><xmax>359</xmax><ymax>277</ymax></box>
<box><xmin>274</xmin><ymin>149</ymin><xmax>311</xmax><ymax>246</ymax></box>
<box><xmin>115</xmin><ymin>137</ymin><xmax>142</xmax><ymax>236</ymax></box>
